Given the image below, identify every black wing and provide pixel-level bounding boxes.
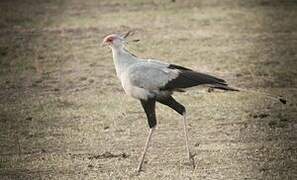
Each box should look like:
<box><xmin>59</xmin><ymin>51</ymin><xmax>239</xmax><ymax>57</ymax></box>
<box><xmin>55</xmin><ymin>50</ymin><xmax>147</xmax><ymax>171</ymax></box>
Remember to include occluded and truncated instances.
<box><xmin>161</xmin><ymin>64</ymin><xmax>238</xmax><ymax>91</ymax></box>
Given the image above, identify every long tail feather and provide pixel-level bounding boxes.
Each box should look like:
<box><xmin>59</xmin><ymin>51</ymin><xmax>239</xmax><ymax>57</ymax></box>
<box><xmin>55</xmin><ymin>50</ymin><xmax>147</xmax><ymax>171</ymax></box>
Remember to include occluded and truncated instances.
<box><xmin>209</xmin><ymin>84</ymin><xmax>239</xmax><ymax>91</ymax></box>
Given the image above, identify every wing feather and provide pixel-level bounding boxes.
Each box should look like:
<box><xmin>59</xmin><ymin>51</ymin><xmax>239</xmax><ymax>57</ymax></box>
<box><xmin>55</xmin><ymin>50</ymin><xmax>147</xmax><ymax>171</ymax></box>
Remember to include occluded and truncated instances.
<box><xmin>127</xmin><ymin>61</ymin><xmax>178</xmax><ymax>90</ymax></box>
<box><xmin>162</xmin><ymin>64</ymin><xmax>238</xmax><ymax>91</ymax></box>
<box><xmin>127</xmin><ymin>61</ymin><xmax>237</xmax><ymax>92</ymax></box>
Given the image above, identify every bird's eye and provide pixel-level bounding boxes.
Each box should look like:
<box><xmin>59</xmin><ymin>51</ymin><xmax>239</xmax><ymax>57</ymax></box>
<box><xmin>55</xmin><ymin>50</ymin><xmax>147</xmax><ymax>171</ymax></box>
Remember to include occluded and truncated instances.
<box><xmin>107</xmin><ymin>37</ymin><xmax>113</xmax><ymax>42</ymax></box>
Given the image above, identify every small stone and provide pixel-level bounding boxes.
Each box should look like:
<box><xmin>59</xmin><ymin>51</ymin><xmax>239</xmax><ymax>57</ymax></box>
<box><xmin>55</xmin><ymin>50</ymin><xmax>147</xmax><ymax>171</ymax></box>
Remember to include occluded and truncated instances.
<box><xmin>258</xmin><ymin>113</ymin><xmax>269</xmax><ymax>119</ymax></box>
<box><xmin>268</xmin><ymin>120</ymin><xmax>277</xmax><ymax>128</ymax></box>
<box><xmin>26</xmin><ymin>117</ymin><xmax>33</xmax><ymax>121</ymax></box>
<box><xmin>35</xmin><ymin>79</ymin><xmax>43</xmax><ymax>83</ymax></box>
<box><xmin>207</xmin><ymin>87</ymin><xmax>214</xmax><ymax>93</ymax></box>
<box><xmin>80</xmin><ymin>77</ymin><xmax>87</xmax><ymax>81</ymax></box>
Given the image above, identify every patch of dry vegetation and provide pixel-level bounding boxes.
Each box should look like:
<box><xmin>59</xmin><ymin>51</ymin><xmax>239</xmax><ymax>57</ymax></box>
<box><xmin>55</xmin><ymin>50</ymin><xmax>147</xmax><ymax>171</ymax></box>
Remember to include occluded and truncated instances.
<box><xmin>0</xmin><ymin>0</ymin><xmax>296</xmax><ymax>179</ymax></box>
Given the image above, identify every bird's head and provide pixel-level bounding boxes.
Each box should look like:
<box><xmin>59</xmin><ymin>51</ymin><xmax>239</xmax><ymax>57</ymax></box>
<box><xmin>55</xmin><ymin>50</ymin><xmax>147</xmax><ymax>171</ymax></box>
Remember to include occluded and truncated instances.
<box><xmin>102</xmin><ymin>34</ymin><xmax>125</xmax><ymax>48</ymax></box>
<box><xmin>102</xmin><ymin>31</ymin><xmax>137</xmax><ymax>48</ymax></box>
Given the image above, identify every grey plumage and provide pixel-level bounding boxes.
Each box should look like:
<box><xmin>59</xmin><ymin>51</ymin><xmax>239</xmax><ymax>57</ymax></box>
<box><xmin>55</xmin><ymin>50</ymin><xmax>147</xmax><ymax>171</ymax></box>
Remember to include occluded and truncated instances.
<box><xmin>124</xmin><ymin>59</ymin><xmax>237</xmax><ymax>100</ymax></box>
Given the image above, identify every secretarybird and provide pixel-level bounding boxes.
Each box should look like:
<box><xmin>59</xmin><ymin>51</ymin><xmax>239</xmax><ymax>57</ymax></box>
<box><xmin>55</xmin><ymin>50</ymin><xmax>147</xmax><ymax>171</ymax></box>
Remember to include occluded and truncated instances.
<box><xmin>102</xmin><ymin>32</ymin><xmax>238</xmax><ymax>172</ymax></box>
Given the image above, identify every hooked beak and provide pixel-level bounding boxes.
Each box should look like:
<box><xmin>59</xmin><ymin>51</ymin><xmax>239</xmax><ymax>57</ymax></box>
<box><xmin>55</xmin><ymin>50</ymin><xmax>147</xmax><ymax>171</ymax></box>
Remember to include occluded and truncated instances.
<box><xmin>101</xmin><ymin>39</ymin><xmax>109</xmax><ymax>47</ymax></box>
<box><xmin>101</xmin><ymin>41</ymin><xmax>107</xmax><ymax>47</ymax></box>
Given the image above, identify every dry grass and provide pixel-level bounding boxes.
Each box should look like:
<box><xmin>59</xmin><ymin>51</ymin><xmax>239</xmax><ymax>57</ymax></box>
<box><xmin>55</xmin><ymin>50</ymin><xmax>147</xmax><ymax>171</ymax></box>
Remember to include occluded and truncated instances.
<box><xmin>0</xmin><ymin>0</ymin><xmax>296</xmax><ymax>179</ymax></box>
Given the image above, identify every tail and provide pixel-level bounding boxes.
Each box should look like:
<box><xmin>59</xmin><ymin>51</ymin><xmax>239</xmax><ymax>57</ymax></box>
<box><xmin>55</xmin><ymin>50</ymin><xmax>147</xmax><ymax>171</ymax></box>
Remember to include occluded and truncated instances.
<box><xmin>236</xmin><ymin>87</ymin><xmax>286</xmax><ymax>104</ymax></box>
<box><xmin>164</xmin><ymin>64</ymin><xmax>286</xmax><ymax>104</ymax></box>
<box><xmin>208</xmin><ymin>85</ymin><xmax>286</xmax><ymax>105</ymax></box>
<box><xmin>208</xmin><ymin>84</ymin><xmax>239</xmax><ymax>91</ymax></box>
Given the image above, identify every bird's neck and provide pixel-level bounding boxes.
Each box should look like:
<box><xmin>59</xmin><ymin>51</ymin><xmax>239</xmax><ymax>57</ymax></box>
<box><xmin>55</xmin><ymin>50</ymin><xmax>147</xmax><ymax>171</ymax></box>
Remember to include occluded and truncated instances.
<box><xmin>111</xmin><ymin>46</ymin><xmax>138</xmax><ymax>78</ymax></box>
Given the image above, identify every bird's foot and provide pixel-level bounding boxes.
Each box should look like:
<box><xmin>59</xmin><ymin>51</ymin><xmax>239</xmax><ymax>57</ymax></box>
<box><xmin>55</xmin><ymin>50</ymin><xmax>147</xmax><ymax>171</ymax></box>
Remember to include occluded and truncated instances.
<box><xmin>188</xmin><ymin>153</ymin><xmax>196</xmax><ymax>169</ymax></box>
<box><xmin>136</xmin><ymin>161</ymin><xmax>145</xmax><ymax>174</ymax></box>
<box><xmin>135</xmin><ymin>167</ymin><xmax>144</xmax><ymax>175</ymax></box>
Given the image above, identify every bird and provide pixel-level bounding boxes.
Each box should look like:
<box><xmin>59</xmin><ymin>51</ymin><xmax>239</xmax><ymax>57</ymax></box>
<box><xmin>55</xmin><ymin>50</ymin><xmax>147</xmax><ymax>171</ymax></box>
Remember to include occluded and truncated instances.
<box><xmin>102</xmin><ymin>32</ymin><xmax>238</xmax><ymax>172</ymax></box>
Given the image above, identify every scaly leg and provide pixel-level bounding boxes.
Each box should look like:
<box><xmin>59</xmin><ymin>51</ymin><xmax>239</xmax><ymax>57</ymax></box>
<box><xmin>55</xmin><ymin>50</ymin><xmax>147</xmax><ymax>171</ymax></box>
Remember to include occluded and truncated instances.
<box><xmin>137</xmin><ymin>127</ymin><xmax>155</xmax><ymax>172</ymax></box>
<box><xmin>183</xmin><ymin>112</ymin><xmax>195</xmax><ymax>168</ymax></box>
<box><xmin>157</xmin><ymin>96</ymin><xmax>195</xmax><ymax>168</ymax></box>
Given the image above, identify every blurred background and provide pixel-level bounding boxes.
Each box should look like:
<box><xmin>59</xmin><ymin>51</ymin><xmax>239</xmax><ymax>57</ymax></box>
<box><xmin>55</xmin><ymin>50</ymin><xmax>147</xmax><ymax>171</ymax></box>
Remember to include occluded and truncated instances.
<box><xmin>0</xmin><ymin>0</ymin><xmax>296</xmax><ymax>179</ymax></box>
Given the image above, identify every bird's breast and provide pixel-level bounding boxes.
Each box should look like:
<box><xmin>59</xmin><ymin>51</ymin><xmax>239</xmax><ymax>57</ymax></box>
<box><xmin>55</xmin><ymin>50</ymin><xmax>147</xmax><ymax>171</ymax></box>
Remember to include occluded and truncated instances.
<box><xmin>119</xmin><ymin>73</ymin><xmax>153</xmax><ymax>100</ymax></box>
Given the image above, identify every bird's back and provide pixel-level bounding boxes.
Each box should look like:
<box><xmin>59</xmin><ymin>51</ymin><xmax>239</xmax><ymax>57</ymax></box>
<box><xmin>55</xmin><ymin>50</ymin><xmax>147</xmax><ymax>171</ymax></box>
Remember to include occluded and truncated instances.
<box><xmin>125</xmin><ymin>60</ymin><xmax>179</xmax><ymax>91</ymax></box>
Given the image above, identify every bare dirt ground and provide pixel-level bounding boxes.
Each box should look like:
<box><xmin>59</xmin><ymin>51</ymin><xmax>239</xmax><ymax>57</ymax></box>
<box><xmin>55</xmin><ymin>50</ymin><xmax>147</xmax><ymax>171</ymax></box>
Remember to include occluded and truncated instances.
<box><xmin>0</xmin><ymin>0</ymin><xmax>296</xmax><ymax>179</ymax></box>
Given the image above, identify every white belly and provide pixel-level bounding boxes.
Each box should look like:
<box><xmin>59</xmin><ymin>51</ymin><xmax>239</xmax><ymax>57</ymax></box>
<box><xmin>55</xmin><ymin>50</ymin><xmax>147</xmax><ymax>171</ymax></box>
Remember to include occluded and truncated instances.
<box><xmin>121</xmin><ymin>79</ymin><xmax>152</xmax><ymax>100</ymax></box>
<box><xmin>119</xmin><ymin>70</ymin><xmax>173</xmax><ymax>100</ymax></box>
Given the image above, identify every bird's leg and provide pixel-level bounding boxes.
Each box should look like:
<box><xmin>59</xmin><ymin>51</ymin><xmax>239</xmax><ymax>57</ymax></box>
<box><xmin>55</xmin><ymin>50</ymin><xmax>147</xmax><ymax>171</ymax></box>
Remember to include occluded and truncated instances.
<box><xmin>157</xmin><ymin>96</ymin><xmax>195</xmax><ymax>168</ymax></box>
<box><xmin>182</xmin><ymin>112</ymin><xmax>195</xmax><ymax>168</ymax></box>
<box><xmin>137</xmin><ymin>127</ymin><xmax>155</xmax><ymax>172</ymax></box>
<box><xmin>138</xmin><ymin>99</ymin><xmax>156</xmax><ymax>172</ymax></box>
